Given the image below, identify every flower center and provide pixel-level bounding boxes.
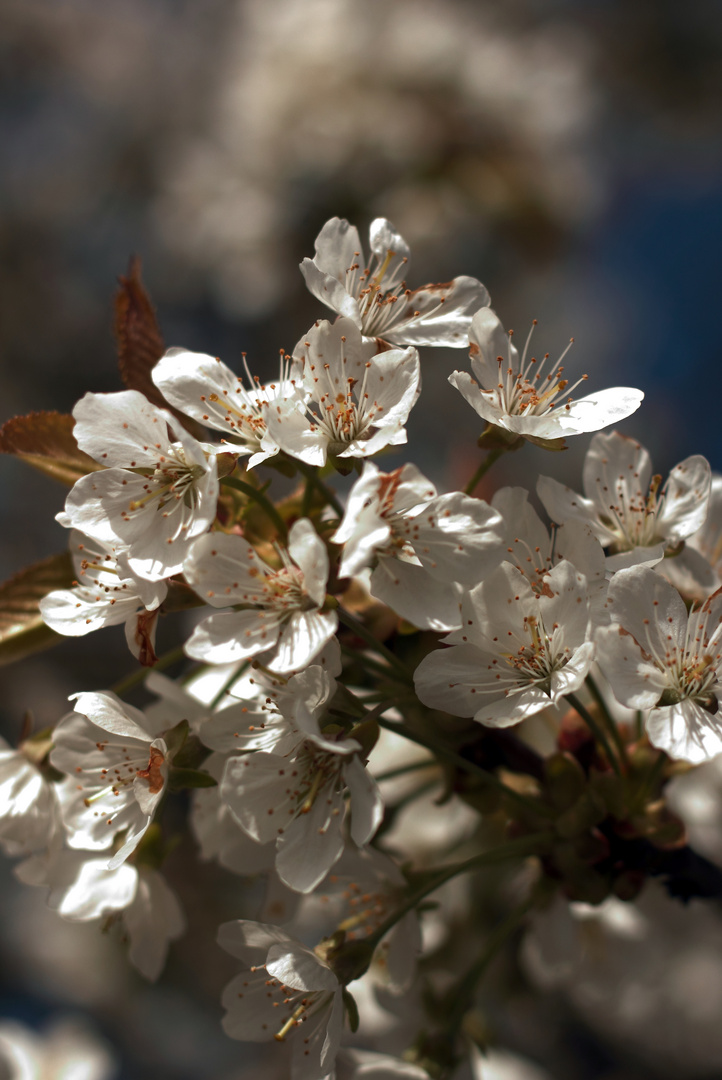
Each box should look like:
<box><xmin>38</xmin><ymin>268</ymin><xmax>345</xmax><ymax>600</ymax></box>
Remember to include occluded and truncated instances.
<box><xmin>596</xmin><ymin>473</ymin><xmax>670</xmax><ymax>552</ymax></box>
<box><xmin>492</xmin><ymin>322</ymin><xmax>586</xmax><ymax>417</ymax></box>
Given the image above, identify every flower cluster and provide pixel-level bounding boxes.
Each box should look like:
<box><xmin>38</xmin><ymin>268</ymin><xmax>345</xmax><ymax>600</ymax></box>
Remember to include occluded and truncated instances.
<box><xmin>4</xmin><ymin>214</ymin><xmax>722</xmax><ymax>1080</ymax></box>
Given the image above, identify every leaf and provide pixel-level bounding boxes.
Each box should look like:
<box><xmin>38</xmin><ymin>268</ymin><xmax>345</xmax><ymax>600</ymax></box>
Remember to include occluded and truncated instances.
<box><xmin>115</xmin><ymin>257</ymin><xmax>206</xmax><ymax>440</ymax></box>
<box><xmin>115</xmin><ymin>256</ymin><xmax>168</xmax><ymax>410</ymax></box>
<box><xmin>0</xmin><ymin>411</ymin><xmax>100</xmax><ymax>486</ymax></box>
<box><xmin>0</xmin><ymin>551</ymin><xmax>74</xmax><ymax>665</ymax></box>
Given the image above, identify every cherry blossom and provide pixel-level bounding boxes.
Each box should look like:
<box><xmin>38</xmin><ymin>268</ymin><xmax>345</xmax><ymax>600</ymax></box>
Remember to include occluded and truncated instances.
<box><xmin>300</xmin><ymin>216</ymin><xmax>490</xmax><ymax>347</ymax></box>
<box><xmin>680</xmin><ymin>473</ymin><xmax>722</xmax><ymax>599</ymax></box>
<box><xmin>39</xmin><ymin>531</ymin><xmax>167</xmax><ymax>663</ymax></box>
<box><xmin>537</xmin><ymin>431</ymin><xmax>712</xmax><ymax>574</ymax></box>
<box><xmin>50</xmin><ymin>692</ymin><xmax>168</xmax><ymax>868</ymax></box>
<box><xmin>596</xmin><ymin>566</ymin><xmax>722</xmax><ymax>763</ymax></box>
<box><xmin>0</xmin><ymin>737</ymin><xmax>61</xmax><ymax>856</ymax></box>
<box><xmin>219</xmin><ymin>664</ymin><xmax>382</xmax><ymax>892</ymax></box>
<box><xmin>15</xmin><ymin>843</ymin><xmax>184</xmax><ymax>980</ymax></box>
<box><xmin>332</xmin><ymin>462</ymin><xmax>504</xmax><ymax>630</ymax></box>
<box><xmin>0</xmin><ymin>1018</ymin><xmax>115</xmax><ymax>1080</ymax></box>
<box><xmin>265</xmin><ymin>319</ymin><xmax>420</xmax><ymax>467</ymax></box>
<box><xmin>152</xmin><ymin>347</ymin><xmax>303</xmax><ymax>468</ymax></box>
<box><xmin>449</xmin><ymin>309</ymin><xmax>643</xmax><ymax>446</ymax></box>
<box><xmin>491</xmin><ymin>486</ymin><xmax>608</xmax><ymax>624</ymax></box>
<box><xmin>313</xmin><ymin>845</ymin><xmax>421</xmax><ymax>995</ymax></box>
<box><xmin>184</xmin><ymin>518</ymin><xmax>338</xmax><ymax>673</ymax></box>
<box><xmin>414</xmin><ymin>560</ymin><xmax>594</xmax><ymax>727</ymax></box>
<box><xmin>62</xmin><ymin>390</ymin><xmax>220</xmax><ymax>581</ymax></box>
<box><xmin>218</xmin><ymin>919</ymin><xmax>345</xmax><ymax>1080</ymax></box>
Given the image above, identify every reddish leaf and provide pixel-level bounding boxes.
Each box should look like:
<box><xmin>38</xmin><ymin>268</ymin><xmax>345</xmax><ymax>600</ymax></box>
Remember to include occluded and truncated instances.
<box><xmin>0</xmin><ymin>551</ymin><xmax>74</xmax><ymax>665</ymax></box>
<box><xmin>0</xmin><ymin>411</ymin><xmax>100</xmax><ymax>486</ymax></box>
<box><xmin>115</xmin><ymin>257</ymin><xmax>206</xmax><ymax>439</ymax></box>
<box><xmin>115</xmin><ymin>256</ymin><xmax>168</xmax><ymax>410</ymax></box>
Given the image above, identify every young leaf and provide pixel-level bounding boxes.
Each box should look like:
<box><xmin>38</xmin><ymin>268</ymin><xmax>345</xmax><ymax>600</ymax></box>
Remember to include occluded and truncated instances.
<box><xmin>115</xmin><ymin>256</ymin><xmax>168</xmax><ymax>410</ymax></box>
<box><xmin>0</xmin><ymin>551</ymin><xmax>74</xmax><ymax>665</ymax></box>
<box><xmin>0</xmin><ymin>411</ymin><xmax>99</xmax><ymax>486</ymax></box>
<box><xmin>115</xmin><ymin>257</ymin><xmax>206</xmax><ymax>439</ymax></box>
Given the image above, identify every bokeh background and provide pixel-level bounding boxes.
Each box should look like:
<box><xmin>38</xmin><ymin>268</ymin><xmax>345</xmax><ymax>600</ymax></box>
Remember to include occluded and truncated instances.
<box><xmin>1</xmin><ymin>1</ymin><xmax>722</xmax><ymax>1077</ymax></box>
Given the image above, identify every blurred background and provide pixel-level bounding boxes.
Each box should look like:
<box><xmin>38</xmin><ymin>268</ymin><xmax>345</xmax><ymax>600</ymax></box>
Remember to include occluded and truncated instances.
<box><xmin>1</xmin><ymin>0</ymin><xmax>722</xmax><ymax>1077</ymax></box>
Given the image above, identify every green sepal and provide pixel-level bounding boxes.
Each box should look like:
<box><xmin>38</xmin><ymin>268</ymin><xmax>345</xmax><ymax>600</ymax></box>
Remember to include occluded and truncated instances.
<box><xmin>133</xmin><ymin>822</ymin><xmax>165</xmax><ymax>870</ymax></box>
<box><xmin>347</xmin><ymin>717</ymin><xmax>380</xmax><ymax>757</ymax></box>
<box><xmin>342</xmin><ymin>989</ymin><xmax>360</xmax><ymax>1033</ymax></box>
<box><xmin>167</xmin><ymin>767</ymin><xmax>217</xmax><ymax>792</ymax></box>
<box><xmin>172</xmin><ymin>734</ymin><xmax>211</xmax><ymax>771</ymax></box>
<box><xmin>476</xmin><ymin>423</ymin><xmax>524</xmax><ymax>451</ymax></box>
<box><xmin>163</xmin><ymin>719</ymin><xmax>189</xmax><ymax>759</ymax></box>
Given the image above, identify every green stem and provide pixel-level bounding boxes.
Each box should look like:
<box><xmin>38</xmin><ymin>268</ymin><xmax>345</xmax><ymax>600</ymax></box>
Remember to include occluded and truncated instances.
<box><xmin>366</xmin><ymin>833</ymin><xmax>553</xmax><ymax>951</ymax></box>
<box><xmin>378</xmin><ymin>717</ymin><xmax>555</xmax><ymax>817</ymax></box>
<box><xmin>110</xmin><ymin>645</ymin><xmax>187</xmax><ymax>697</ymax></box>
<box><xmin>375</xmin><ymin>759</ymin><xmax>436</xmax><ymax>783</ymax></box>
<box><xmin>337</xmin><ymin>608</ymin><xmax>412</xmax><ymax>682</ymax></box>
<box><xmin>635</xmin><ymin>709</ymin><xmax>644</xmax><ymax>742</ymax></box>
<box><xmin>635</xmin><ymin>750</ymin><xmax>668</xmax><ymax>810</ymax></box>
<box><xmin>566</xmin><ymin>692</ymin><xmax>622</xmax><ymax>778</ymax></box>
<box><xmin>220</xmin><ymin>476</ymin><xmax>288</xmax><ymax>540</ymax></box>
<box><xmin>464</xmin><ymin>446</ymin><xmax>507</xmax><ymax>496</ymax></box>
<box><xmin>585</xmin><ymin>674</ymin><xmax>630</xmax><ymax>769</ymax></box>
<box><xmin>446</xmin><ymin>894</ymin><xmax>535</xmax><ymax>1033</ymax></box>
<box><xmin>301</xmin><ymin>471</ymin><xmax>315</xmax><ymax>519</ymax></box>
<box><xmin>296</xmin><ymin>462</ymin><xmax>344</xmax><ymax>518</ymax></box>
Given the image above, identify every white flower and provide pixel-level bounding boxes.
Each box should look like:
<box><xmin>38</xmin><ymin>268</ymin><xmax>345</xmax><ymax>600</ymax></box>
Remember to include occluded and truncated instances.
<box><xmin>184</xmin><ymin>518</ymin><xmax>338</xmax><ymax>673</ymax></box>
<box><xmin>537</xmin><ymin>431</ymin><xmax>712</xmax><ymax>573</ymax></box>
<box><xmin>15</xmin><ymin>843</ymin><xmax>184</xmax><ymax>980</ymax></box>
<box><xmin>190</xmin><ymin>752</ymin><xmax>277</xmax><ymax>873</ymax></box>
<box><xmin>220</xmin><ymin>665</ymin><xmax>383</xmax><ymax>893</ymax></box>
<box><xmin>265</xmin><ymin>318</ymin><xmax>420</xmax><ymax>467</ymax></box>
<box><xmin>596</xmin><ymin>566</ymin><xmax>722</xmax><ymax>763</ymax></box>
<box><xmin>62</xmin><ymin>390</ymin><xmax>220</xmax><ymax>581</ymax></box>
<box><xmin>314</xmin><ymin>845</ymin><xmax>421</xmax><ymax>995</ymax></box>
<box><xmin>491</xmin><ymin>486</ymin><xmax>608</xmax><ymax>624</ymax></box>
<box><xmin>218</xmin><ymin>919</ymin><xmax>345</xmax><ymax>1080</ymax></box>
<box><xmin>0</xmin><ymin>1018</ymin><xmax>115</xmax><ymax>1080</ymax></box>
<box><xmin>332</xmin><ymin>462</ymin><xmax>504</xmax><ymax>630</ymax></box>
<box><xmin>681</xmin><ymin>473</ymin><xmax>722</xmax><ymax>599</ymax></box>
<box><xmin>50</xmin><ymin>692</ymin><xmax>168</xmax><ymax>868</ymax></box>
<box><xmin>300</xmin><ymin>216</ymin><xmax>490</xmax><ymax>347</ymax></box>
<box><xmin>0</xmin><ymin>736</ymin><xmax>60</xmax><ymax>856</ymax></box>
<box><xmin>39</xmin><ymin>531</ymin><xmax>167</xmax><ymax>663</ymax></box>
<box><xmin>449</xmin><ymin>308</ymin><xmax>643</xmax><ymax>446</ymax></box>
<box><xmin>152</xmin><ymin>347</ymin><xmax>304</xmax><ymax>468</ymax></box>
<box><xmin>414</xmin><ymin>560</ymin><xmax>594</xmax><ymax>727</ymax></box>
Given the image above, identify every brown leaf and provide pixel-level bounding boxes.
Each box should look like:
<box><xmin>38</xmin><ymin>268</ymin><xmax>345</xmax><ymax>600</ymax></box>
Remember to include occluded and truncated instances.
<box><xmin>0</xmin><ymin>411</ymin><xmax>100</xmax><ymax>486</ymax></box>
<box><xmin>0</xmin><ymin>551</ymin><xmax>74</xmax><ymax>665</ymax></box>
<box><xmin>115</xmin><ymin>257</ymin><xmax>206</xmax><ymax>438</ymax></box>
<box><xmin>115</xmin><ymin>256</ymin><xmax>168</xmax><ymax>409</ymax></box>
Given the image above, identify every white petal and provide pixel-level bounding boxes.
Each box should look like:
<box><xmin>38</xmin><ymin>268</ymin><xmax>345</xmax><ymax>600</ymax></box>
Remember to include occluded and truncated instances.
<box><xmin>647</xmin><ymin>701</ymin><xmax>722</xmax><ymax>764</ymax></box>
<box><xmin>344</xmin><ymin>755</ymin><xmax>383</xmax><ymax>846</ymax></box>
<box><xmin>265</xmin><ymin>611</ymin><xmax>338</xmax><ymax>674</ymax></box>
<box><xmin>370</xmin><ymin>559</ymin><xmax>462</xmax><ymax>631</ymax></box>
<box><xmin>386</xmin><ymin>276</ymin><xmax>490</xmax><ymax>347</ymax></box>
<box><xmin>124</xmin><ymin>869</ymin><xmax>185</xmax><ymax>981</ymax></box>
<box><xmin>185</xmin><ymin>610</ymin><xmax>282</xmax><ymax>664</ymax></box>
